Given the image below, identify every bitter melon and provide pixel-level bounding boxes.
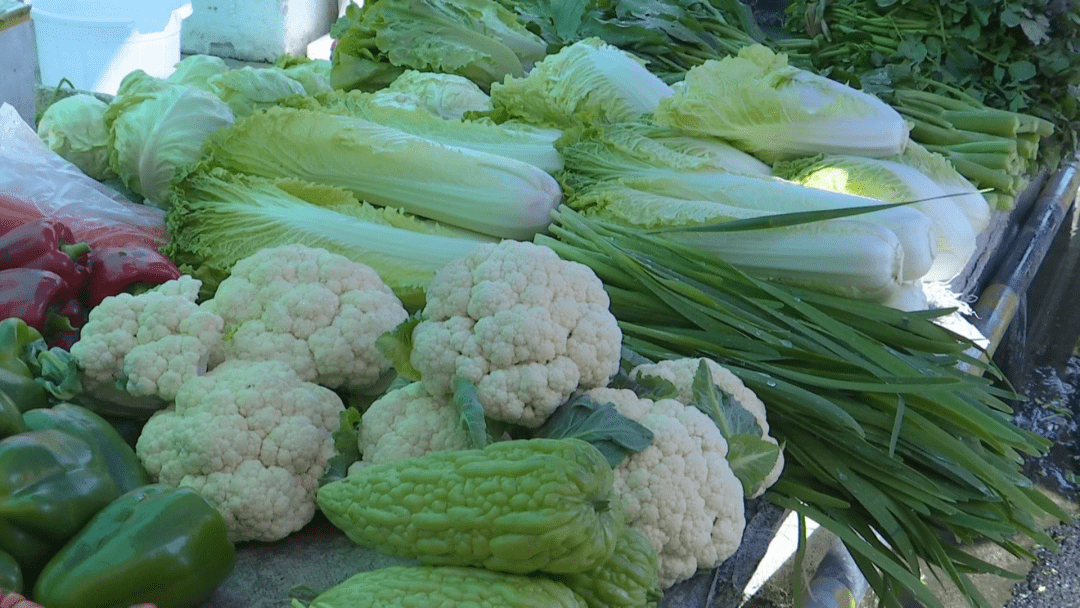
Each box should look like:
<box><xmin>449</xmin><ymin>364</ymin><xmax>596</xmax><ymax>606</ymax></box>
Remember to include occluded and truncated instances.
<box><xmin>317</xmin><ymin>438</ymin><xmax>623</xmax><ymax>574</ymax></box>
<box><xmin>551</xmin><ymin>527</ymin><xmax>664</xmax><ymax>608</ymax></box>
<box><xmin>292</xmin><ymin>565</ymin><xmax>588</xmax><ymax>608</ymax></box>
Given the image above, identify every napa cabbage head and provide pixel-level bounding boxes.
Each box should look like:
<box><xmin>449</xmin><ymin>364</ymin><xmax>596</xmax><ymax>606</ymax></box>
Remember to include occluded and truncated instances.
<box><xmin>774</xmin><ymin>154</ymin><xmax>976</xmax><ymax>282</ymax></box>
<box><xmin>489</xmin><ymin>38</ymin><xmax>674</xmax><ymax>128</ymax></box>
<box><xmin>385</xmin><ymin>70</ymin><xmax>492</xmax><ymax>119</ymax></box>
<box><xmin>202</xmin><ymin>106</ymin><xmax>562</xmax><ymax>240</ymax></box>
<box><xmin>279</xmin><ymin>89</ymin><xmax>563</xmax><ymax>172</ymax></box>
<box><xmin>330</xmin><ymin>0</ymin><xmax>546</xmax><ymax>91</ymax></box>
<box><xmin>105</xmin><ymin>70</ymin><xmax>236</xmax><ymax>208</ymax></box>
<box><xmin>569</xmin><ymin>180</ymin><xmax>906</xmax><ymax>302</ymax></box>
<box><xmin>556</xmin><ymin>123</ymin><xmax>938</xmax><ymax>283</ymax></box>
<box><xmin>889</xmin><ymin>142</ymin><xmax>992</xmax><ymax>235</ymax></box>
<box><xmin>653</xmin><ymin>44</ymin><xmax>909</xmax><ymax>163</ymax></box>
<box><xmin>165</xmin><ymin>168</ymin><xmax>495</xmax><ymax>308</ymax></box>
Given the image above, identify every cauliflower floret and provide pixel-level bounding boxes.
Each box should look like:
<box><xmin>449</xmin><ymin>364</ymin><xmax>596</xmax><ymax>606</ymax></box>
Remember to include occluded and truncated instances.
<box><xmin>70</xmin><ymin>275</ymin><xmax>224</xmax><ymax>401</ymax></box>
<box><xmin>358</xmin><ymin>382</ymin><xmax>471</xmax><ymax>467</ymax></box>
<box><xmin>135</xmin><ymin>359</ymin><xmax>344</xmax><ymax>542</ymax></box>
<box><xmin>630</xmin><ymin>357</ymin><xmax>785</xmax><ymax>497</ymax></box>
<box><xmin>411</xmin><ymin>241</ymin><xmax>621</xmax><ymax>427</ymax></box>
<box><xmin>586</xmin><ymin>387</ymin><xmax>745</xmax><ymax>587</ymax></box>
<box><xmin>203</xmin><ymin>244</ymin><xmax>408</xmax><ymax>393</ymax></box>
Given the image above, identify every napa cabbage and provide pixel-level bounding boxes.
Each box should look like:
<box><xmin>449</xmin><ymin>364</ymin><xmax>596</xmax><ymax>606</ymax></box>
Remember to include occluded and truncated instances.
<box><xmin>489</xmin><ymin>38</ymin><xmax>674</xmax><ymax>128</ymax></box>
<box><xmin>330</xmin><ymin>0</ymin><xmax>546</xmax><ymax>91</ymax></box>
<box><xmin>653</xmin><ymin>44</ymin><xmax>909</xmax><ymax>163</ymax></box>
<box><xmin>280</xmin><ymin>90</ymin><xmax>563</xmax><ymax>172</ymax></box>
<box><xmin>569</xmin><ymin>180</ymin><xmax>906</xmax><ymax>302</ymax></box>
<box><xmin>165</xmin><ymin>168</ymin><xmax>495</xmax><ymax>308</ymax></box>
<box><xmin>556</xmin><ymin>124</ymin><xmax>938</xmax><ymax>282</ymax></box>
<box><xmin>774</xmin><ymin>154</ymin><xmax>977</xmax><ymax>282</ymax></box>
<box><xmin>385</xmin><ymin>70</ymin><xmax>492</xmax><ymax>119</ymax></box>
<box><xmin>890</xmin><ymin>142</ymin><xmax>992</xmax><ymax>235</ymax></box>
<box><xmin>201</xmin><ymin>106</ymin><xmax>563</xmax><ymax>240</ymax></box>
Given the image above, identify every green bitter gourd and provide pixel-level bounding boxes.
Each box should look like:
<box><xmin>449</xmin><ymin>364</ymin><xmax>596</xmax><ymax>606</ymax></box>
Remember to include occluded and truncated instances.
<box><xmin>292</xmin><ymin>565</ymin><xmax>588</xmax><ymax>608</ymax></box>
<box><xmin>317</xmin><ymin>438</ymin><xmax>623</xmax><ymax>574</ymax></box>
<box><xmin>551</xmin><ymin>527</ymin><xmax>664</xmax><ymax>608</ymax></box>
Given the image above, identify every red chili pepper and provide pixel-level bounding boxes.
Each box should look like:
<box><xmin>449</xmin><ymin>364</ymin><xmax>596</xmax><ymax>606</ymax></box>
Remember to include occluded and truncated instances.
<box><xmin>0</xmin><ymin>219</ymin><xmax>91</xmax><ymax>291</ymax></box>
<box><xmin>83</xmin><ymin>245</ymin><xmax>183</xmax><ymax>307</ymax></box>
<box><xmin>0</xmin><ymin>268</ymin><xmax>74</xmax><ymax>332</ymax></box>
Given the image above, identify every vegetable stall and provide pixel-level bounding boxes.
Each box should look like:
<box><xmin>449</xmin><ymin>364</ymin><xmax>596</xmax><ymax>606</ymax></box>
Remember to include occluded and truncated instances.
<box><xmin>2</xmin><ymin>0</ymin><xmax>1080</xmax><ymax>607</ymax></box>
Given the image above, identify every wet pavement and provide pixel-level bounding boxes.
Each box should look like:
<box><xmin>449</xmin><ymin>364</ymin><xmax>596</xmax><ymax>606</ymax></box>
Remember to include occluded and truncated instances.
<box><xmin>1004</xmin><ymin>358</ymin><xmax>1080</xmax><ymax>608</ymax></box>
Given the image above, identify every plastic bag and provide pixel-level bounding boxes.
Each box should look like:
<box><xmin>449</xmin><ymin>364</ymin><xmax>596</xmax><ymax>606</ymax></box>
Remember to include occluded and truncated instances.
<box><xmin>0</xmin><ymin>103</ymin><xmax>169</xmax><ymax>249</ymax></box>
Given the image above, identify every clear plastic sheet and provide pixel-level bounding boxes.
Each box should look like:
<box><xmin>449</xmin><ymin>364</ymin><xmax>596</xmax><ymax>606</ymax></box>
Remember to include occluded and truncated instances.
<box><xmin>0</xmin><ymin>103</ymin><xmax>169</xmax><ymax>248</ymax></box>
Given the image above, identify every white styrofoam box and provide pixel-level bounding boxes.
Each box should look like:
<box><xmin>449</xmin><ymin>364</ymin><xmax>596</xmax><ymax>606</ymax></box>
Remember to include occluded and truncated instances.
<box><xmin>30</xmin><ymin>0</ymin><xmax>192</xmax><ymax>95</ymax></box>
<box><xmin>181</xmin><ymin>0</ymin><xmax>336</xmax><ymax>63</ymax></box>
<box><xmin>0</xmin><ymin>2</ymin><xmax>38</xmax><ymax>126</ymax></box>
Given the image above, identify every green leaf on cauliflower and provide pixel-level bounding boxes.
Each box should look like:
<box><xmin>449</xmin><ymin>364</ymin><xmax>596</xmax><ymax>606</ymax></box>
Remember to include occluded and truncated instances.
<box><xmin>319</xmin><ymin>407</ymin><xmax>364</xmax><ymax>487</ymax></box>
<box><xmin>375</xmin><ymin>314</ymin><xmax>425</xmax><ymax>382</ymax></box>
<box><xmin>531</xmin><ymin>393</ymin><xmax>653</xmax><ymax>468</ymax></box>
<box><xmin>725</xmin><ymin>435</ymin><xmax>781</xmax><ymax>498</ymax></box>
<box><xmin>687</xmin><ymin>359</ymin><xmax>779</xmax><ymax>497</ymax></box>
<box><xmin>689</xmin><ymin>359</ymin><xmax>762</xmax><ymax>437</ymax></box>
<box><xmin>452</xmin><ymin>376</ymin><xmax>489</xmax><ymax>449</ymax></box>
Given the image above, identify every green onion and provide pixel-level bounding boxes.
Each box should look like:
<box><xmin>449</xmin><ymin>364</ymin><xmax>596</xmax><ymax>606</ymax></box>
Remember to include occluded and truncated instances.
<box><xmin>538</xmin><ymin>206</ymin><xmax>1071</xmax><ymax>608</ymax></box>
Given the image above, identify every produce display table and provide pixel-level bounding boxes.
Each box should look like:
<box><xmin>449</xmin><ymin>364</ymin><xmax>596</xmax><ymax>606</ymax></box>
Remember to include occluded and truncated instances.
<box><xmin>192</xmin><ymin>159</ymin><xmax>1080</xmax><ymax>608</ymax></box>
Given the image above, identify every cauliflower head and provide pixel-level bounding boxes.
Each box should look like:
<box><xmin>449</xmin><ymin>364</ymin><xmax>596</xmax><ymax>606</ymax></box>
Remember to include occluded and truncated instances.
<box><xmin>411</xmin><ymin>240</ymin><xmax>622</xmax><ymax>427</ymax></box>
<box><xmin>586</xmin><ymin>387</ymin><xmax>745</xmax><ymax>587</ymax></box>
<box><xmin>630</xmin><ymin>357</ymin><xmax>784</xmax><ymax>497</ymax></box>
<box><xmin>70</xmin><ymin>275</ymin><xmax>224</xmax><ymax>401</ymax></box>
<box><xmin>203</xmin><ymin>244</ymin><xmax>408</xmax><ymax>393</ymax></box>
<box><xmin>135</xmin><ymin>359</ymin><xmax>345</xmax><ymax>542</ymax></box>
<box><xmin>357</xmin><ymin>381</ymin><xmax>471</xmax><ymax>467</ymax></box>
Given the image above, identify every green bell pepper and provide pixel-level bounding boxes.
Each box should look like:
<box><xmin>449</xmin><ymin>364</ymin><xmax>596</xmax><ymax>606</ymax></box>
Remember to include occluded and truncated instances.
<box><xmin>34</xmin><ymin>484</ymin><xmax>237</xmax><ymax>608</ymax></box>
<box><xmin>0</xmin><ymin>548</ymin><xmax>22</xmax><ymax>594</ymax></box>
<box><xmin>23</xmin><ymin>403</ymin><xmax>150</xmax><ymax>493</ymax></box>
<box><xmin>0</xmin><ymin>393</ymin><xmax>28</xmax><ymax>440</ymax></box>
<box><xmin>0</xmin><ymin>318</ymin><xmax>42</xmax><ymax>380</ymax></box>
<box><xmin>0</xmin><ymin>429</ymin><xmax>121</xmax><ymax>579</ymax></box>
<box><xmin>0</xmin><ymin>368</ymin><xmax>49</xmax><ymax>414</ymax></box>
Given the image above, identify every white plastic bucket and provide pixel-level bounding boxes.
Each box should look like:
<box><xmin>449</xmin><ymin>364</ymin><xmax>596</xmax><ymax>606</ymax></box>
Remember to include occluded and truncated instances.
<box><xmin>31</xmin><ymin>2</ymin><xmax>192</xmax><ymax>95</ymax></box>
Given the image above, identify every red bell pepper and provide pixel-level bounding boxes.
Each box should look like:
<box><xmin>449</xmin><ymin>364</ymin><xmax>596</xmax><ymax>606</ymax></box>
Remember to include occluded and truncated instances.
<box><xmin>0</xmin><ymin>220</ymin><xmax>90</xmax><ymax>292</ymax></box>
<box><xmin>0</xmin><ymin>269</ymin><xmax>75</xmax><ymax>333</ymax></box>
<box><xmin>82</xmin><ymin>245</ymin><xmax>183</xmax><ymax>307</ymax></box>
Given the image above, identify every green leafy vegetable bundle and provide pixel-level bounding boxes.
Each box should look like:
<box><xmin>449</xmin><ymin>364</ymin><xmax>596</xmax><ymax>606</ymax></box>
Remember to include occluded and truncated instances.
<box><xmin>538</xmin><ymin>205</ymin><xmax>1072</xmax><ymax>608</ymax></box>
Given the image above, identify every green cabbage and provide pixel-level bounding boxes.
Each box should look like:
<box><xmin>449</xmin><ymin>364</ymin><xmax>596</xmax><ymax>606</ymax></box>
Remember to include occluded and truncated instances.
<box><xmin>489</xmin><ymin>38</ymin><xmax>674</xmax><ymax>128</ymax></box>
<box><xmin>167</xmin><ymin>54</ymin><xmax>230</xmax><ymax>91</ymax></box>
<box><xmin>653</xmin><ymin>44</ymin><xmax>909</xmax><ymax>163</ymax></box>
<box><xmin>105</xmin><ymin>71</ymin><xmax>236</xmax><ymax>208</ymax></box>
<box><xmin>36</xmin><ymin>94</ymin><xmax>115</xmax><ymax>181</ymax></box>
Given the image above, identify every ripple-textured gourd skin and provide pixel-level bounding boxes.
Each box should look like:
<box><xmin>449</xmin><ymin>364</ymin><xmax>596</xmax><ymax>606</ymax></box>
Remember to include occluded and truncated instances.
<box><xmin>551</xmin><ymin>527</ymin><xmax>664</xmax><ymax>608</ymax></box>
<box><xmin>301</xmin><ymin>565</ymin><xmax>589</xmax><ymax>608</ymax></box>
<box><xmin>317</xmin><ymin>438</ymin><xmax>623</xmax><ymax>574</ymax></box>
